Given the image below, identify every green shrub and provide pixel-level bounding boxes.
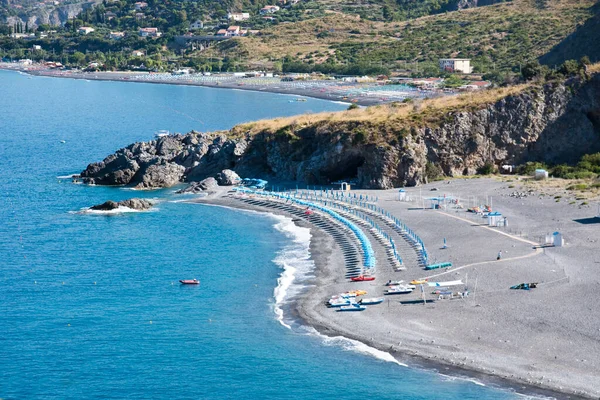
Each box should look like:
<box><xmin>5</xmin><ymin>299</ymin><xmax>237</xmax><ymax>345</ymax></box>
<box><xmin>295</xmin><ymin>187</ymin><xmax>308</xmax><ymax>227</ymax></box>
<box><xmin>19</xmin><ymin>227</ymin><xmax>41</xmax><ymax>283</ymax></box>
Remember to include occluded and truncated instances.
<box><xmin>567</xmin><ymin>184</ymin><xmax>588</xmax><ymax>191</ymax></box>
<box><xmin>477</xmin><ymin>162</ymin><xmax>495</xmax><ymax>175</ymax></box>
<box><xmin>347</xmin><ymin>103</ymin><xmax>359</xmax><ymax>110</ymax></box>
<box><xmin>426</xmin><ymin>161</ymin><xmax>444</xmax><ymax>181</ymax></box>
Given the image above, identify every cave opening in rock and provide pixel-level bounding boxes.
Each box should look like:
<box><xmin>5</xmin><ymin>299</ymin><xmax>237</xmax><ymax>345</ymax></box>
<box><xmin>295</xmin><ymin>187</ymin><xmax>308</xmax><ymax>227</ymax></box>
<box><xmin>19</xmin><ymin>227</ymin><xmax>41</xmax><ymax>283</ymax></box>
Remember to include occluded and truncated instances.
<box><xmin>321</xmin><ymin>154</ymin><xmax>365</xmax><ymax>183</ymax></box>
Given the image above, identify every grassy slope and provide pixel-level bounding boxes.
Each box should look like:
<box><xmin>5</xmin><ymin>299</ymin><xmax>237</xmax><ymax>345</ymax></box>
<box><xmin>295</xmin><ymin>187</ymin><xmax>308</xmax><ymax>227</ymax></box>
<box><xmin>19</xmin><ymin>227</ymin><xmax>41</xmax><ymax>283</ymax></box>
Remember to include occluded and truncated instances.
<box><xmin>206</xmin><ymin>0</ymin><xmax>595</xmax><ymax>72</ymax></box>
<box><xmin>229</xmin><ymin>83</ymin><xmax>531</xmax><ymax>138</ymax></box>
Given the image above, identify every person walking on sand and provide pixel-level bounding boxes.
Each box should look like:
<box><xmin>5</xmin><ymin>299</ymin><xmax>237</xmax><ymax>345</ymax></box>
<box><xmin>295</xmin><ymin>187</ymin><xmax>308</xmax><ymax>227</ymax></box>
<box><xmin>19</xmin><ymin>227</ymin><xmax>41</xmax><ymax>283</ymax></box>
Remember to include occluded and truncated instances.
<box><xmin>497</xmin><ymin>251</ymin><xmax>502</xmax><ymax>261</ymax></box>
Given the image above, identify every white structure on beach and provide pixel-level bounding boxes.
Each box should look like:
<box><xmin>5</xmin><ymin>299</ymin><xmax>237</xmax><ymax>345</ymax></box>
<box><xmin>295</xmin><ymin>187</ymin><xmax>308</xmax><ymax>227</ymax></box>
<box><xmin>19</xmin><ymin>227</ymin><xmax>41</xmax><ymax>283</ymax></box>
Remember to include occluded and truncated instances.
<box><xmin>487</xmin><ymin>212</ymin><xmax>504</xmax><ymax>227</ymax></box>
<box><xmin>535</xmin><ymin>169</ymin><xmax>549</xmax><ymax>180</ymax></box>
<box><xmin>545</xmin><ymin>232</ymin><xmax>564</xmax><ymax>247</ymax></box>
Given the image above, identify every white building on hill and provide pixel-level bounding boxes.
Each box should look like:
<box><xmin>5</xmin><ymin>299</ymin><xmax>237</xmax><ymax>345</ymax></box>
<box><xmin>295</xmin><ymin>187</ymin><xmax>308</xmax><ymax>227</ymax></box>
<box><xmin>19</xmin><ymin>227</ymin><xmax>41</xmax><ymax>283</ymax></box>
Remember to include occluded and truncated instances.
<box><xmin>439</xmin><ymin>58</ymin><xmax>472</xmax><ymax>74</ymax></box>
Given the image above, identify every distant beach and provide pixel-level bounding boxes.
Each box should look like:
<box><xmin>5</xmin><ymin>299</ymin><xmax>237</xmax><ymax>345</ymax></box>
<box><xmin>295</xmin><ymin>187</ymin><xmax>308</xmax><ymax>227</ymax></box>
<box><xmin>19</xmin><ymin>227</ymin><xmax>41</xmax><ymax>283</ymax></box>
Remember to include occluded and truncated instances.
<box><xmin>0</xmin><ymin>63</ymin><xmax>439</xmax><ymax>107</ymax></box>
<box><xmin>195</xmin><ymin>179</ymin><xmax>600</xmax><ymax>399</ymax></box>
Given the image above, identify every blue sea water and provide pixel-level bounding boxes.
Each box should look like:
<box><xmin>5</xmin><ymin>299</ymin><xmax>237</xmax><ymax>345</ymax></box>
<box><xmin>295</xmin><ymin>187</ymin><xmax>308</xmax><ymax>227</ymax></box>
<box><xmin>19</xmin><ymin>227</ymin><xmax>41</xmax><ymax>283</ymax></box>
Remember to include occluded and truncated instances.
<box><xmin>0</xmin><ymin>70</ymin><xmax>519</xmax><ymax>399</ymax></box>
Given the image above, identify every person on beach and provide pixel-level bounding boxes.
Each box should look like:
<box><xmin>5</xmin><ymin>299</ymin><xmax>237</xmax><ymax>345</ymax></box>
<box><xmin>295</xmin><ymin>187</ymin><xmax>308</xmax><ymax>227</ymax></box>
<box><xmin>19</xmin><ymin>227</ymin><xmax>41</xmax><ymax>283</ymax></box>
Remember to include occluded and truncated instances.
<box><xmin>497</xmin><ymin>251</ymin><xmax>502</xmax><ymax>260</ymax></box>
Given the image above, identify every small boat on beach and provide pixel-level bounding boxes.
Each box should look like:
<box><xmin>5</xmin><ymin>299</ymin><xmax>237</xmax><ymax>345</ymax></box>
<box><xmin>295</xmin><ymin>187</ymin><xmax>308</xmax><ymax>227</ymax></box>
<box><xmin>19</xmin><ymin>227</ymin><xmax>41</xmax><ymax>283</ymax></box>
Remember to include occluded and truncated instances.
<box><xmin>179</xmin><ymin>279</ymin><xmax>199</xmax><ymax>285</ymax></box>
<box><xmin>359</xmin><ymin>297</ymin><xmax>384</xmax><ymax>305</ymax></box>
<box><xmin>410</xmin><ymin>279</ymin><xmax>428</xmax><ymax>285</ymax></box>
<box><xmin>384</xmin><ymin>286</ymin><xmax>413</xmax><ymax>295</ymax></box>
<box><xmin>385</xmin><ymin>280</ymin><xmax>404</xmax><ymax>286</ymax></box>
<box><xmin>338</xmin><ymin>303</ymin><xmax>366</xmax><ymax>312</ymax></box>
<box><xmin>328</xmin><ymin>299</ymin><xmax>353</xmax><ymax>307</ymax></box>
<box><xmin>351</xmin><ymin>275</ymin><xmax>375</xmax><ymax>282</ymax></box>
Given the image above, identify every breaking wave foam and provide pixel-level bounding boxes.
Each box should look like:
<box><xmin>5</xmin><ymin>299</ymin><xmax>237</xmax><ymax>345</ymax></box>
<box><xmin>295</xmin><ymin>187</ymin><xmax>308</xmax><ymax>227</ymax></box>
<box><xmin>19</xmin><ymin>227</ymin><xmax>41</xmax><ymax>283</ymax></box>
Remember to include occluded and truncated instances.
<box><xmin>271</xmin><ymin>214</ymin><xmax>314</xmax><ymax>330</ymax></box>
<box><xmin>302</xmin><ymin>326</ymin><xmax>407</xmax><ymax>367</ymax></box>
<box><xmin>71</xmin><ymin>206</ymin><xmax>157</xmax><ymax>215</ymax></box>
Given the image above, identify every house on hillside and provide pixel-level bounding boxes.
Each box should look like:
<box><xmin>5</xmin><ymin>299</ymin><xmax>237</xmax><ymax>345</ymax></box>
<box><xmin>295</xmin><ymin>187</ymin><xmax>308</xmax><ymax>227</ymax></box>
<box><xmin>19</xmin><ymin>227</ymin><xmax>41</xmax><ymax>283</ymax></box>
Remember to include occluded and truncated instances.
<box><xmin>131</xmin><ymin>50</ymin><xmax>145</xmax><ymax>57</ymax></box>
<box><xmin>226</xmin><ymin>26</ymin><xmax>240</xmax><ymax>36</ymax></box>
<box><xmin>459</xmin><ymin>80</ymin><xmax>491</xmax><ymax>90</ymax></box>
<box><xmin>105</xmin><ymin>11</ymin><xmax>117</xmax><ymax>20</ymax></box>
<box><xmin>410</xmin><ymin>77</ymin><xmax>444</xmax><ymax>88</ymax></box>
<box><xmin>260</xmin><ymin>5</ymin><xmax>280</xmax><ymax>14</ymax></box>
<box><xmin>227</xmin><ymin>12</ymin><xmax>250</xmax><ymax>21</ymax></box>
<box><xmin>190</xmin><ymin>20</ymin><xmax>204</xmax><ymax>30</ymax></box>
<box><xmin>78</xmin><ymin>26</ymin><xmax>95</xmax><ymax>35</ymax></box>
<box><xmin>439</xmin><ymin>58</ymin><xmax>472</xmax><ymax>74</ymax></box>
<box><xmin>134</xmin><ymin>1</ymin><xmax>147</xmax><ymax>10</ymax></box>
<box><xmin>109</xmin><ymin>31</ymin><xmax>125</xmax><ymax>40</ymax></box>
<box><xmin>139</xmin><ymin>27</ymin><xmax>161</xmax><ymax>37</ymax></box>
<box><xmin>216</xmin><ymin>29</ymin><xmax>228</xmax><ymax>37</ymax></box>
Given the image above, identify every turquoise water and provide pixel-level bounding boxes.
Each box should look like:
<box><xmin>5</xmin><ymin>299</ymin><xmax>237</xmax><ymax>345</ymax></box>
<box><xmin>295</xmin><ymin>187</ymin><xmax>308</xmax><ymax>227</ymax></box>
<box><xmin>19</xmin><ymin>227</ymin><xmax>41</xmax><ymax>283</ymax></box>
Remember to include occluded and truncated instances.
<box><xmin>0</xmin><ymin>70</ymin><xmax>517</xmax><ymax>399</ymax></box>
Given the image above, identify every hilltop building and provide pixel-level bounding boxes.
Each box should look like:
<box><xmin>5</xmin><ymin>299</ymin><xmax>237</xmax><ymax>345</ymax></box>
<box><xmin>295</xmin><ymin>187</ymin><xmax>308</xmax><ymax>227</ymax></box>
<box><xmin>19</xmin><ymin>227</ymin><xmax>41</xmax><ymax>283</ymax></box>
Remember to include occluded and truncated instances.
<box><xmin>260</xmin><ymin>5</ymin><xmax>280</xmax><ymax>14</ymax></box>
<box><xmin>227</xmin><ymin>12</ymin><xmax>250</xmax><ymax>21</ymax></box>
<box><xmin>139</xmin><ymin>27</ymin><xmax>161</xmax><ymax>38</ymax></box>
<box><xmin>78</xmin><ymin>26</ymin><xmax>95</xmax><ymax>35</ymax></box>
<box><xmin>190</xmin><ymin>20</ymin><xmax>204</xmax><ymax>30</ymax></box>
<box><xmin>439</xmin><ymin>58</ymin><xmax>472</xmax><ymax>74</ymax></box>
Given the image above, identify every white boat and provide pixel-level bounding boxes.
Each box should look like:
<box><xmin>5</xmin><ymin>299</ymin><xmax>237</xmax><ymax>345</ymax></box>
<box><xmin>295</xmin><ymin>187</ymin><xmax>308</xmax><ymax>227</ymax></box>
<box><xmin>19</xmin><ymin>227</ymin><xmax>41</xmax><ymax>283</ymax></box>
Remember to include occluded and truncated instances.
<box><xmin>338</xmin><ymin>303</ymin><xmax>366</xmax><ymax>312</ymax></box>
<box><xmin>385</xmin><ymin>280</ymin><xmax>405</xmax><ymax>286</ymax></box>
<box><xmin>155</xmin><ymin>130</ymin><xmax>170</xmax><ymax>138</ymax></box>
<box><xmin>384</xmin><ymin>286</ymin><xmax>414</xmax><ymax>295</ymax></box>
<box><xmin>359</xmin><ymin>297</ymin><xmax>384</xmax><ymax>305</ymax></box>
<box><xmin>328</xmin><ymin>299</ymin><xmax>353</xmax><ymax>307</ymax></box>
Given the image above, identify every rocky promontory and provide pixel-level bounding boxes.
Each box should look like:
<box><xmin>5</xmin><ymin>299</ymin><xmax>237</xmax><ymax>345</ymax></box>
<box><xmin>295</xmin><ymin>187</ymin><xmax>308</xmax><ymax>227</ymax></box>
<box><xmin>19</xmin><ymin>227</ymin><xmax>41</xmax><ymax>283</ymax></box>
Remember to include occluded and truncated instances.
<box><xmin>81</xmin><ymin>73</ymin><xmax>600</xmax><ymax>189</ymax></box>
<box><xmin>89</xmin><ymin>198</ymin><xmax>155</xmax><ymax>211</ymax></box>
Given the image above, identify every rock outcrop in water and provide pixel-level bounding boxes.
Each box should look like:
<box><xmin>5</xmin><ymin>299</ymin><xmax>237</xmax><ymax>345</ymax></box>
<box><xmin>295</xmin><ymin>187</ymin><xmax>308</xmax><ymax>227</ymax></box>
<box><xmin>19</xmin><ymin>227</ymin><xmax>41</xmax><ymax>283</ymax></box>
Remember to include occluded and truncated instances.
<box><xmin>81</xmin><ymin>74</ymin><xmax>600</xmax><ymax>189</ymax></box>
<box><xmin>90</xmin><ymin>198</ymin><xmax>155</xmax><ymax>211</ymax></box>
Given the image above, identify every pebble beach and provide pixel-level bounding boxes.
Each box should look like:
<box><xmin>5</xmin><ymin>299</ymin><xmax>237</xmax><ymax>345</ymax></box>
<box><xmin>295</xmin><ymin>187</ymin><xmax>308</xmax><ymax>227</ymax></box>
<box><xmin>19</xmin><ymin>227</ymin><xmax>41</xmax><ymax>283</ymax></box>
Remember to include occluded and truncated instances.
<box><xmin>199</xmin><ymin>177</ymin><xmax>600</xmax><ymax>398</ymax></box>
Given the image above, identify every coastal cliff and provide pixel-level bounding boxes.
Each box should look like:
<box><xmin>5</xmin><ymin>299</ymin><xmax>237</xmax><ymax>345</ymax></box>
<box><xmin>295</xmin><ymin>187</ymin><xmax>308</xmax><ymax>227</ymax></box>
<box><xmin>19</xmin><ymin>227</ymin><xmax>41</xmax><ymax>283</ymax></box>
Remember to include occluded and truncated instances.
<box><xmin>81</xmin><ymin>74</ymin><xmax>600</xmax><ymax>189</ymax></box>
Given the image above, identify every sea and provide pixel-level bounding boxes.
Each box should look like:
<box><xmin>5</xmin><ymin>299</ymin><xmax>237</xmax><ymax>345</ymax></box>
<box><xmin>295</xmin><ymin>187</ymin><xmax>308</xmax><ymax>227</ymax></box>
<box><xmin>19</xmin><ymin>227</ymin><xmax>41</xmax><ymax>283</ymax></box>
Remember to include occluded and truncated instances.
<box><xmin>0</xmin><ymin>69</ymin><xmax>521</xmax><ymax>399</ymax></box>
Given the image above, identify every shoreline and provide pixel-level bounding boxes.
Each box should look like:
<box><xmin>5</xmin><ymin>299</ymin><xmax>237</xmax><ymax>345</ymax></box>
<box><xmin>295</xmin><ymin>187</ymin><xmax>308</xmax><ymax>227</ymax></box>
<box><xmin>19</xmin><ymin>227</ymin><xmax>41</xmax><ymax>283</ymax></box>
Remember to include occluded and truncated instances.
<box><xmin>0</xmin><ymin>66</ymin><xmax>387</xmax><ymax>106</ymax></box>
<box><xmin>194</xmin><ymin>190</ymin><xmax>594</xmax><ymax>400</ymax></box>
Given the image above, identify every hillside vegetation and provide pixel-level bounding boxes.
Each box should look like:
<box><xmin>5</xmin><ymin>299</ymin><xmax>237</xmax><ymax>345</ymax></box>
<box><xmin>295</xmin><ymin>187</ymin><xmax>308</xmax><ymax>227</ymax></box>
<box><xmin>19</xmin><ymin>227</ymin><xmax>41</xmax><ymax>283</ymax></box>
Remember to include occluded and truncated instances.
<box><xmin>207</xmin><ymin>0</ymin><xmax>596</xmax><ymax>74</ymax></box>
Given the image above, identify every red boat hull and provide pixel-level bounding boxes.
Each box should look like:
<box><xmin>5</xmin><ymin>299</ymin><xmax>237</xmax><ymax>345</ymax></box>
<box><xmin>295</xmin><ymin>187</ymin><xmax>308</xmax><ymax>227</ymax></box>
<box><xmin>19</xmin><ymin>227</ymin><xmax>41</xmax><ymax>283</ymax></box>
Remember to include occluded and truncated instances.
<box><xmin>351</xmin><ymin>276</ymin><xmax>375</xmax><ymax>282</ymax></box>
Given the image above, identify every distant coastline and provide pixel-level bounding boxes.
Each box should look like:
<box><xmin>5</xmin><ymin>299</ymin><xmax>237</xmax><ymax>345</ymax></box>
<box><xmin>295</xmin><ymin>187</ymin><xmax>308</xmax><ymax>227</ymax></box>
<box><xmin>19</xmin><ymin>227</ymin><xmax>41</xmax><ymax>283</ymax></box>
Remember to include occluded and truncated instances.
<box><xmin>0</xmin><ymin>65</ymin><xmax>390</xmax><ymax>106</ymax></box>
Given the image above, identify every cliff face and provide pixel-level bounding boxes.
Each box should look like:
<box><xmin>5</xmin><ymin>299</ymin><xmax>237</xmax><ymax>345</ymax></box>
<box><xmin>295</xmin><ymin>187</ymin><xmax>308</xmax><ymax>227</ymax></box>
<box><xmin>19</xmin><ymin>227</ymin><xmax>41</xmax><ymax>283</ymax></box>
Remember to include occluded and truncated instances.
<box><xmin>4</xmin><ymin>1</ymin><xmax>99</xmax><ymax>27</ymax></box>
<box><xmin>81</xmin><ymin>75</ymin><xmax>600</xmax><ymax>189</ymax></box>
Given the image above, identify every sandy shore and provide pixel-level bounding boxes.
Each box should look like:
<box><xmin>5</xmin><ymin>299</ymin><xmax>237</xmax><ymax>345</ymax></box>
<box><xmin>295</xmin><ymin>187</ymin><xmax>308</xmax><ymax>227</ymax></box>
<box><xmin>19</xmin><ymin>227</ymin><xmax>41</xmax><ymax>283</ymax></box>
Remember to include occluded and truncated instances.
<box><xmin>194</xmin><ymin>180</ymin><xmax>600</xmax><ymax>399</ymax></box>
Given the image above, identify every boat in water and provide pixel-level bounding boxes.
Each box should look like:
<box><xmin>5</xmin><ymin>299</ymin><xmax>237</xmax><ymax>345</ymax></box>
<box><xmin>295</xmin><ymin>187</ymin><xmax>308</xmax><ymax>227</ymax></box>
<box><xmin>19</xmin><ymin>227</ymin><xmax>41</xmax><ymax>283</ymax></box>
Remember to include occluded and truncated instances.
<box><xmin>155</xmin><ymin>130</ymin><xmax>170</xmax><ymax>138</ymax></box>
<box><xmin>179</xmin><ymin>279</ymin><xmax>199</xmax><ymax>285</ymax></box>
<box><xmin>359</xmin><ymin>297</ymin><xmax>384</xmax><ymax>305</ymax></box>
<box><xmin>338</xmin><ymin>303</ymin><xmax>366</xmax><ymax>312</ymax></box>
<box><xmin>351</xmin><ymin>275</ymin><xmax>375</xmax><ymax>282</ymax></box>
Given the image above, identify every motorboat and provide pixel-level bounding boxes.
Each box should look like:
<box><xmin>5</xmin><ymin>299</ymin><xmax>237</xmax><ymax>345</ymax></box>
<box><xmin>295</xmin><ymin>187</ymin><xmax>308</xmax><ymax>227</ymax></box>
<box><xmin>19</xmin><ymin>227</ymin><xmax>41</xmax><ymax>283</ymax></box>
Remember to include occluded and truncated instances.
<box><xmin>351</xmin><ymin>275</ymin><xmax>375</xmax><ymax>282</ymax></box>
<box><xmin>155</xmin><ymin>130</ymin><xmax>170</xmax><ymax>138</ymax></box>
<box><xmin>179</xmin><ymin>279</ymin><xmax>199</xmax><ymax>285</ymax></box>
<box><xmin>359</xmin><ymin>297</ymin><xmax>384</xmax><ymax>305</ymax></box>
<box><xmin>338</xmin><ymin>303</ymin><xmax>366</xmax><ymax>312</ymax></box>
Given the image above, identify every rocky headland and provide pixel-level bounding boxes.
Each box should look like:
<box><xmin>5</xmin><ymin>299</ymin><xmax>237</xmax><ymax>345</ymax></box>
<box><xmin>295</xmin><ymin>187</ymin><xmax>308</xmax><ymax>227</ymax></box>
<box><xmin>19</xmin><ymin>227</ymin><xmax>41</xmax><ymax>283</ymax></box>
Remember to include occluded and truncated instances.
<box><xmin>81</xmin><ymin>73</ymin><xmax>600</xmax><ymax>189</ymax></box>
